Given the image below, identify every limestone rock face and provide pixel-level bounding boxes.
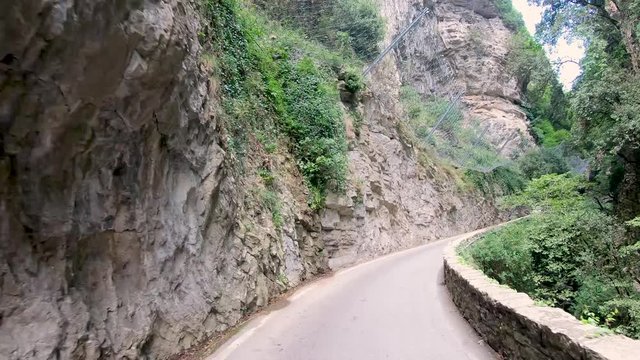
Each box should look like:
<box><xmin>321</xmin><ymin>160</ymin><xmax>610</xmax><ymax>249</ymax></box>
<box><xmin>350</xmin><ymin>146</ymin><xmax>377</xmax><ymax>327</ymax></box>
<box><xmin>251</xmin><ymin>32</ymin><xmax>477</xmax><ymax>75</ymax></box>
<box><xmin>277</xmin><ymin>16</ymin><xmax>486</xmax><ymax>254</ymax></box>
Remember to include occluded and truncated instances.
<box><xmin>0</xmin><ymin>0</ymin><xmax>512</xmax><ymax>359</ymax></box>
<box><xmin>384</xmin><ymin>0</ymin><xmax>534</xmax><ymax>156</ymax></box>
<box><xmin>320</xmin><ymin>0</ymin><xmax>510</xmax><ymax>268</ymax></box>
<box><xmin>0</xmin><ymin>1</ymin><xmax>325</xmax><ymax>359</ymax></box>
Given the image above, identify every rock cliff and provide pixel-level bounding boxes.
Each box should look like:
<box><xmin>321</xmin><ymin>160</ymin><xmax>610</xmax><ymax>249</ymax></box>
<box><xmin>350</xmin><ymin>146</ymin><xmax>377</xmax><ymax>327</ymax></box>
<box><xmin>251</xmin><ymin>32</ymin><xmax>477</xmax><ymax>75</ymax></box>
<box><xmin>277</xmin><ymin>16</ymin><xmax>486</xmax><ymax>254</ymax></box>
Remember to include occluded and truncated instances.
<box><xmin>0</xmin><ymin>0</ymin><xmax>521</xmax><ymax>359</ymax></box>
<box><xmin>381</xmin><ymin>0</ymin><xmax>533</xmax><ymax>156</ymax></box>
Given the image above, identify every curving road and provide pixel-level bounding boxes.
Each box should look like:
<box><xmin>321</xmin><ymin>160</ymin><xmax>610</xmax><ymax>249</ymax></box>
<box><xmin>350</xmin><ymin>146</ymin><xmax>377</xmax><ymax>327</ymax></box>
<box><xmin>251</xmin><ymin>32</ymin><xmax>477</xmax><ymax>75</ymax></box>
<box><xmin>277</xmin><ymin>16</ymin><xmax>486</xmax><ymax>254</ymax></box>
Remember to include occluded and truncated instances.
<box><xmin>208</xmin><ymin>230</ymin><xmax>496</xmax><ymax>360</ymax></box>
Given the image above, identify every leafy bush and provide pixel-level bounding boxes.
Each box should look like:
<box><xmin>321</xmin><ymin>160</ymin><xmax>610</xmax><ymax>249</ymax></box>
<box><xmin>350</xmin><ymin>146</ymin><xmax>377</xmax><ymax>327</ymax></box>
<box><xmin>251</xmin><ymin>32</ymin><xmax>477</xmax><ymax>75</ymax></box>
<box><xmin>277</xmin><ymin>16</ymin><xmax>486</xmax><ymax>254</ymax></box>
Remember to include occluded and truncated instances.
<box><xmin>464</xmin><ymin>174</ymin><xmax>640</xmax><ymax>338</ymax></box>
<box><xmin>492</xmin><ymin>0</ymin><xmax>526</xmax><ymax>31</ymax></box>
<box><xmin>200</xmin><ymin>0</ymin><xmax>350</xmax><ymax>207</ymax></box>
<box><xmin>280</xmin><ymin>58</ymin><xmax>348</xmax><ymax>193</ymax></box>
<box><xmin>460</xmin><ymin>218</ymin><xmax>537</xmax><ymax>293</ymax></box>
<box><xmin>517</xmin><ymin>147</ymin><xmax>570</xmax><ymax>179</ymax></box>
<box><xmin>341</xmin><ymin>68</ymin><xmax>365</xmax><ymax>94</ymax></box>
<box><xmin>331</xmin><ymin>0</ymin><xmax>385</xmax><ymax>60</ymax></box>
<box><xmin>500</xmin><ymin>173</ymin><xmax>586</xmax><ymax>211</ymax></box>
<box><xmin>257</xmin><ymin>0</ymin><xmax>385</xmax><ymax>61</ymax></box>
<box><xmin>532</xmin><ymin>119</ymin><xmax>571</xmax><ymax>147</ymax></box>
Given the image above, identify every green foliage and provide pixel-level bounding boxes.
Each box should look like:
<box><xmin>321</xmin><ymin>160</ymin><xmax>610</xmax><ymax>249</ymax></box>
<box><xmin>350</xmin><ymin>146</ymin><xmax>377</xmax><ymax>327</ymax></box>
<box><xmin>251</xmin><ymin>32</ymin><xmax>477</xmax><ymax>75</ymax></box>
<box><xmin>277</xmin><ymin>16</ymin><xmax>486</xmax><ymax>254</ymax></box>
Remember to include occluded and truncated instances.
<box><xmin>257</xmin><ymin>0</ymin><xmax>385</xmax><ymax>61</ymax></box>
<box><xmin>517</xmin><ymin>147</ymin><xmax>570</xmax><ymax>179</ymax></box>
<box><xmin>308</xmin><ymin>186</ymin><xmax>326</xmax><ymax>211</ymax></box>
<box><xmin>492</xmin><ymin>0</ymin><xmax>526</xmax><ymax>31</ymax></box>
<box><xmin>465</xmin><ymin>167</ymin><xmax>527</xmax><ymax>196</ymax></box>
<box><xmin>601</xmin><ymin>299</ymin><xmax>640</xmax><ymax>338</ymax></box>
<box><xmin>261</xmin><ymin>189</ymin><xmax>284</xmax><ymax>229</ymax></box>
<box><xmin>505</xmin><ymin>25</ymin><xmax>572</xmax><ymax>154</ymax></box>
<box><xmin>341</xmin><ymin>68</ymin><xmax>365</xmax><ymax>94</ymax></box>
<box><xmin>460</xmin><ymin>218</ymin><xmax>538</xmax><ymax>294</ymax></box>
<box><xmin>258</xmin><ymin>168</ymin><xmax>276</xmax><ymax>187</ymax></box>
<box><xmin>400</xmin><ymin>86</ymin><xmax>525</xmax><ymax>192</ymax></box>
<box><xmin>500</xmin><ymin>173</ymin><xmax>586</xmax><ymax>212</ymax></box>
<box><xmin>628</xmin><ymin>217</ymin><xmax>640</xmax><ymax>228</ymax></box>
<box><xmin>532</xmin><ymin>119</ymin><xmax>571</xmax><ymax>147</ymax></box>
<box><xmin>464</xmin><ymin>173</ymin><xmax>640</xmax><ymax>338</ymax></box>
<box><xmin>530</xmin><ymin>0</ymin><xmax>640</xmax><ymax>217</ymax></box>
<box><xmin>280</xmin><ymin>58</ymin><xmax>348</xmax><ymax>195</ymax></box>
<box><xmin>573</xmin><ymin>37</ymin><xmax>640</xmax><ymax>157</ymax></box>
<box><xmin>199</xmin><ymin>0</ymin><xmax>351</xmax><ymax>208</ymax></box>
<box><xmin>331</xmin><ymin>0</ymin><xmax>385</xmax><ymax>60</ymax></box>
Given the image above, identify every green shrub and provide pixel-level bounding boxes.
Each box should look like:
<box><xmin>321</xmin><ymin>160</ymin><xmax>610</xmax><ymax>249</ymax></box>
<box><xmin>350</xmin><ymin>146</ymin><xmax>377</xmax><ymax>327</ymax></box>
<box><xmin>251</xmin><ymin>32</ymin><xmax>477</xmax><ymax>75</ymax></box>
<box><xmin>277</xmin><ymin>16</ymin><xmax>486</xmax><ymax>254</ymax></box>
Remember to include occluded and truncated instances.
<box><xmin>601</xmin><ymin>299</ymin><xmax>640</xmax><ymax>338</ymax></box>
<box><xmin>517</xmin><ymin>147</ymin><xmax>570</xmax><ymax>180</ymax></box>
<box><xmin>199</xmin><ymin>0</ymin><xmax>350</xmax><ymax>208</ymax></box>
<box><xmin>257</xmin><ymin>0</ymin><xmax>384</xmax><ymax>61</ymax></box>
<box><xmin>262</xmin><ymin>190</ymin><xmax>284</xmax><ymax>229</ymax></box>
<box><xmin>461</xmin><ymin>218</ymin><xmax>537</xmax><ymax>293</ymax></box>
<box><xmin>280</xmin><ymin>57</ymin><xmax>348</xmax><ymax>194</ymax></box>
<box><xmin>331</xmin><ymin>0</ymin><xmax>385</xmax><ymax>60</ymax></box>
<box><xmin>492</xmin><ymin>0</ymin><xmax>526</xmax><ymax>31</ymax></box>
<box><xmin>500</xmin><ymin>173</ymin><xmax>586</xmax><ymax>212</ymax></box>
<box><xmin>464</xmin><ymin>174</ymin><xmax>640</xmax><ymax>338</ymax></box>
<box><xmin>258</xmin><ymin>168</ymin><xmax>276</xmax><ymax>187</ymax></box>
<box><xmin>532</xmin><ymin>119</ymin><xmax>571</xmax><ymax>147</ymax></box>
<box><xmin>341</xmin><ymin>68</ymin><xmax>365</xmax><ymax>94</ymax></box>
<box><xmin>465</xmin><ymin>167</ymin><xmax>527</xmax><ymax>196</ymax></box>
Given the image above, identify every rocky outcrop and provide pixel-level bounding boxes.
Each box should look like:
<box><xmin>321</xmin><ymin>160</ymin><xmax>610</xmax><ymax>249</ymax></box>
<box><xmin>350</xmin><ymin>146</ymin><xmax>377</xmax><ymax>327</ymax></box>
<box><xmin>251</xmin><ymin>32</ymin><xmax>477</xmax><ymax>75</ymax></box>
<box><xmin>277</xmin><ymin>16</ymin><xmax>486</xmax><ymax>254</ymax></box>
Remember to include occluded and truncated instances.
<box><xmin>0</xmin><ymin>0</ymin><xmax>513</xmax><ymax>359</ymax></box>
<box><xmin>444</xmin><ymin>233</ymin><xmax>640</xmax><ymax>360</ymax></box>
<box><xmin>0</xmin><ymin>1</ymin><xmax>325</xmax><ymax>358</ymax></box>
<box><xmin>380</xmin><ymin>0</ymin><xmax>533</xmax><ymax>156</ymax></box>
<box><xmin>321</xmin><ymin>60</ymin><xmax>503</xmax><ymax>266</ymax></box>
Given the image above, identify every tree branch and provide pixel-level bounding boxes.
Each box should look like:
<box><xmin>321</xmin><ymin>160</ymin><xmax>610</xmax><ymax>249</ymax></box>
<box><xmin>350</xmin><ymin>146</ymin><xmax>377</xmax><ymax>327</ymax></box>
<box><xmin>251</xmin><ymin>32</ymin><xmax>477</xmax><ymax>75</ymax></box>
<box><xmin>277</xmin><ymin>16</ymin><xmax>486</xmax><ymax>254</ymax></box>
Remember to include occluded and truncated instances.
<box><xmin>570</xmin><ymin>0</ymin><xmax>620</xmax><ymax>29</ymax></box>
<box><xmin>555</xmin><ymin>59</ymin><xmax>581</xmax><ymax>66</ymax></box>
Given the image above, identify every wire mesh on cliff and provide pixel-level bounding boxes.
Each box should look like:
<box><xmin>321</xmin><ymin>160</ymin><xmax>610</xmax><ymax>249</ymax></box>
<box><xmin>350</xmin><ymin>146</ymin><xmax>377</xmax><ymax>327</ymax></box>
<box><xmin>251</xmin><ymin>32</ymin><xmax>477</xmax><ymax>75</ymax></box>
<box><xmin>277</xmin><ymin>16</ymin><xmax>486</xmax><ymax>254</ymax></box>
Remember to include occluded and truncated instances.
<box><xmin>400</xmin><ymin>87</ymin><xmax>518</xmax><ymax>174</ymax></box>
<box><xmin>252</xmin><ymin>0</ymin><xmax>514</xmax><ymax>174</ymax></box>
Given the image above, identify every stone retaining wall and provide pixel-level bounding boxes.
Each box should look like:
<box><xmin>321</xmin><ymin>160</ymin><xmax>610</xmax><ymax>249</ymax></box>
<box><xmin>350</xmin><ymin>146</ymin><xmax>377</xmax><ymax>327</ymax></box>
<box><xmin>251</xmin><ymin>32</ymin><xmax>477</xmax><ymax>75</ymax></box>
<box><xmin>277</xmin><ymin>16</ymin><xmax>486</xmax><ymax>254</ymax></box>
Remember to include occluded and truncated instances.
<box><xmin>444</xmin><ymin>234</ymin><xmax>640</xmax><ymax>360</ymax></box>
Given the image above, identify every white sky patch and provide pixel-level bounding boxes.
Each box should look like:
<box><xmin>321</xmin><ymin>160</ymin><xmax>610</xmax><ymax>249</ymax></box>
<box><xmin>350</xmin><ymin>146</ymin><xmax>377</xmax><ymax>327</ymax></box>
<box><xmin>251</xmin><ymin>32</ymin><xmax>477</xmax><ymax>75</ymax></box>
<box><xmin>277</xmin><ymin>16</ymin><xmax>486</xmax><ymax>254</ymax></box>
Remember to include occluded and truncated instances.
<box><xmin>511</xmin><ymin>0</ymin><xmax>585</xmax><ymax>89</ymax></box>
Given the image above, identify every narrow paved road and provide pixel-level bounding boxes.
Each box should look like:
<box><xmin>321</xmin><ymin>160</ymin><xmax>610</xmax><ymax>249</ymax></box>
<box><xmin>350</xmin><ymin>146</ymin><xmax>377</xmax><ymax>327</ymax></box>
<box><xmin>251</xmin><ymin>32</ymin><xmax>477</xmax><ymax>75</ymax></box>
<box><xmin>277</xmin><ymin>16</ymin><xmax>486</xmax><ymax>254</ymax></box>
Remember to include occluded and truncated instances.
<box><xmin>208</xmin><ymin>230</ymin><xmax>496</xmax><ymax>360</ymax></box>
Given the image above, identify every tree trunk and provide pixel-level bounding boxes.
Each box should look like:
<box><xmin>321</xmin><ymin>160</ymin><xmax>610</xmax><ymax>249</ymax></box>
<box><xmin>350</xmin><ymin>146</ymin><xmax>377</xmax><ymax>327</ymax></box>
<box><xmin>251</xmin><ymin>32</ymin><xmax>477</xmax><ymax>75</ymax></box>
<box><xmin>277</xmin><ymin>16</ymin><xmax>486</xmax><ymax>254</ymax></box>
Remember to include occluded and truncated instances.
<box><xmin>616</xmin><ymin>147</ymin><xmax>640</xmax><ymax>220</ymax></box>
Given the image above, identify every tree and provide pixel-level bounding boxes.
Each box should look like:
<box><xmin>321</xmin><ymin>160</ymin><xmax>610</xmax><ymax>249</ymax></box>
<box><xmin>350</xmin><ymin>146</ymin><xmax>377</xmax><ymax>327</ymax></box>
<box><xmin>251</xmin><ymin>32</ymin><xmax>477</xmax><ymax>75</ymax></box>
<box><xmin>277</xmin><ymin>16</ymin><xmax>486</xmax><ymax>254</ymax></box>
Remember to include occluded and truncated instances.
<box><xmin>532</xmin><ymin>0</ymin><xmax>640</xmax><ymax>217</ymax></box>
<box><xmin>533</xmin><ymin>0</ymin><xmax>640</xmax><ymax>72</ymax></box>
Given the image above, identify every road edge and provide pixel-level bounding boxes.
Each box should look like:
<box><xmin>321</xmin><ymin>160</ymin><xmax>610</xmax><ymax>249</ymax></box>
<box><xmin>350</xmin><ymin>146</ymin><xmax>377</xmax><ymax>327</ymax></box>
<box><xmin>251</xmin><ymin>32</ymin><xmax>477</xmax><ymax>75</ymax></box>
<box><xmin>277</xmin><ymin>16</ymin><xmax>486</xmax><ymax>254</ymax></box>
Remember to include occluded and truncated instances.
<box><xmin>443</xmin><ymin>228</ymin><xmax>640</xmax><ymax>360</ymax></box>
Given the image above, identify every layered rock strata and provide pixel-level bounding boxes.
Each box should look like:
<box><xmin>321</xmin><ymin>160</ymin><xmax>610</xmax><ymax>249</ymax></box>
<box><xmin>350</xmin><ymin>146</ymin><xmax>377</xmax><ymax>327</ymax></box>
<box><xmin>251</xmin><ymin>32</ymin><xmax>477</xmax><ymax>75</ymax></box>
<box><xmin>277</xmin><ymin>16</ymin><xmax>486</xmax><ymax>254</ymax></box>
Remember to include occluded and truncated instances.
<box><xmin>380</xmin><ymin>0</ymin><xmax>534</xmax><ymax>156</ymax></box>
<box><xmin>0</xmin><ymin>0</ymin><xmax>514</xmax><ymax>358</ymax></box>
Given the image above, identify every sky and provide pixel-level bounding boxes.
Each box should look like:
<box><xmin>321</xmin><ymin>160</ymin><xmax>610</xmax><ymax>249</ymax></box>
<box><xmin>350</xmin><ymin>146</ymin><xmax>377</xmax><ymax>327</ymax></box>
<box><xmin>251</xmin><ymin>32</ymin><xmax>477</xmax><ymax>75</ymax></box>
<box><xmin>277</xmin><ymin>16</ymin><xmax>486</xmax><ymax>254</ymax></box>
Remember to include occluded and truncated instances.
<box><xmin>511</xmin><ymin>0</ymin><xmax>585</xmax><ymax>89</ymax></box>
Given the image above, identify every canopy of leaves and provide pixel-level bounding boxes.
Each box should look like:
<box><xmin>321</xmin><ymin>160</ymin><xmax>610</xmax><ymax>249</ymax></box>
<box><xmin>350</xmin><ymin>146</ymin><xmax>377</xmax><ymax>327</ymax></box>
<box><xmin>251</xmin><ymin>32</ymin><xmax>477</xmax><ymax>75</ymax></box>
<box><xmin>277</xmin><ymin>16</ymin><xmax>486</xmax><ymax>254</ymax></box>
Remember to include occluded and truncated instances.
<box><xmin>517</xmin><ymin>146</ymin><xmax>571</xmax><ymax>179</ymax></box>
<box><xmin>506</xmin><ymin>29</ymin><xmax>572</xmax><ymax>152</ymax></box>
<box><xmin>500</xmin><ymin>173</ymin><xmax>586</xmax><ymax>211</ymax></box>
<box><xmin>531</xmin><ymin>0</ymin><xmax>640</xmax><ymax>216</ymax></box>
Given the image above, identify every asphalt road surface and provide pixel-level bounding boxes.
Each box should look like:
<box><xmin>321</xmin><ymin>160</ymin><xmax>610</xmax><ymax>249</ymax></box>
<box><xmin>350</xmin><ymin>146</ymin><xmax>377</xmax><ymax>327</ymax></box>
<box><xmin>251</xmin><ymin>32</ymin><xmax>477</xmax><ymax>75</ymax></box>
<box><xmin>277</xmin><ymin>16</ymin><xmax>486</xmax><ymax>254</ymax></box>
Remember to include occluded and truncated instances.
<box><xmin>208</xmin><ymin>230</ymin><xmax>497</xmax><ymax>360</ymax></box>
